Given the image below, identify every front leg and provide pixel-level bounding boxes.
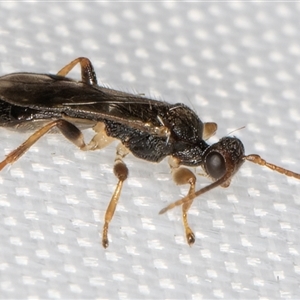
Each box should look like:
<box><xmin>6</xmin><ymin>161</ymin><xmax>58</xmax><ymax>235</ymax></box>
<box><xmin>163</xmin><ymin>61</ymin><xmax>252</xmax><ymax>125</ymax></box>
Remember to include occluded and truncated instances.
<box><xmin>168</xmin><ymin>157</ymin><xmax>196</xmax><ymax>246</ymax></box>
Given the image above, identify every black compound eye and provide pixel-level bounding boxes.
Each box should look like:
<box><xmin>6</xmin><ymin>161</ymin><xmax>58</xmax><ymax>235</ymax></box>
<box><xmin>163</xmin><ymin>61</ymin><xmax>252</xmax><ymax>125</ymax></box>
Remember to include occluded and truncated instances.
<box><xmin>205</xmin><ymin>152</ymin><xmax>226</xmax><ymax>179</ymax></box>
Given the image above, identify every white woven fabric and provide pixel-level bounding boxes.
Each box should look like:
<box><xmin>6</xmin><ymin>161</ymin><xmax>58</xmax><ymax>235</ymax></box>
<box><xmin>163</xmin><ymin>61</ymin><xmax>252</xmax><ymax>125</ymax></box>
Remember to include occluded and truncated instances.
<box><xmin>0</xmin><ymin>2</ymin><xmax>300</xmax><ymax>299</ymax></box>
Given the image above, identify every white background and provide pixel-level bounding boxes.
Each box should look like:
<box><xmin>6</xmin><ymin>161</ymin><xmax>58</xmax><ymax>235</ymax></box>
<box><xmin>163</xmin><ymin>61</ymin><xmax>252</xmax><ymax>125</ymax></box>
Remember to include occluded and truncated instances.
<box><xmin>0</xmin><ymin>2</ymin><xmax>300</xmax><ymax>299</ymax></box>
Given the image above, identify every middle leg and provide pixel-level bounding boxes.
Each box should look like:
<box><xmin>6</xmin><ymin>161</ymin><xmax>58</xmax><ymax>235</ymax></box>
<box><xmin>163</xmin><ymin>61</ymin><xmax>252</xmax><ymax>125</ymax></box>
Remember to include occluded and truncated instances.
<box><xmin>102</xmin><ymin>143</ymin><xmax>130</xmax><ymax>248</ymax></box>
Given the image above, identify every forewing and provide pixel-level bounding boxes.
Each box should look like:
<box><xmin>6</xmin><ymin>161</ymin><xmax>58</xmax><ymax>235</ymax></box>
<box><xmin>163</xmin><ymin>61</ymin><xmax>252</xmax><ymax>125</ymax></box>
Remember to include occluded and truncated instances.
<box><xmin>0</xmin><ymin>72</ymin><xmax>170</xmax><ymax>136</ymax></box>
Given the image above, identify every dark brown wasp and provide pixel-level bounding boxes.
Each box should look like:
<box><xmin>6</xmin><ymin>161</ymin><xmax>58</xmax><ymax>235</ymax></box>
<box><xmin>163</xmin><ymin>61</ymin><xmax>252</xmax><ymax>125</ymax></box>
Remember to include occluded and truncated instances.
<box><xmin>0</xmin><ymin>57</ymin><xmax>299</xmax><ymax>248</ymax></box>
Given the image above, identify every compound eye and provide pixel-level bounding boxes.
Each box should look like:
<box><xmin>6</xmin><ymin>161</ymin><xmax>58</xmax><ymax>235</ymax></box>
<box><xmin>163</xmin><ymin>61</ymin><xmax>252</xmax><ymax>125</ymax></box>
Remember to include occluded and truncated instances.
<box><xmin>205</xmin><ymin>152</ymin><xmax>226</xmax><ymax>179</ymax></box>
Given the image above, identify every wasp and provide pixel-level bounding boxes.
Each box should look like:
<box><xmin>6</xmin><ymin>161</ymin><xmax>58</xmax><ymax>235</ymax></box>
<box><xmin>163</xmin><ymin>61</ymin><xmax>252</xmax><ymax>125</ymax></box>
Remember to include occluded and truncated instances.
<box><xmin>0</xmin><ymin>57</ymin><xmax>299</xmax><ymax>248</ymax></box>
